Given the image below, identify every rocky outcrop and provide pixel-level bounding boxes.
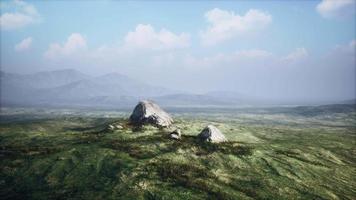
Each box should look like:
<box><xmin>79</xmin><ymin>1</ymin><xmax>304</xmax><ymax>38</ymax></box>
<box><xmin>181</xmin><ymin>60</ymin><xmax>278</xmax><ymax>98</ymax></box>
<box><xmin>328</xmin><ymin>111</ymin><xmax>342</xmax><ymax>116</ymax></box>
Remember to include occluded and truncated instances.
<box><xmin>198</xmin><ymin>125</ymin><xmax>227</xmax><ymax>143</ymax></box>
<box><xmin>170</xmin><ymin>129</ymin><xmax>181</xmax><ymax>140</ymax></box>
<box><xmin>129</xmin><ymin>100</ymin><xmax>173</xmax><ymax>128</ymax></box>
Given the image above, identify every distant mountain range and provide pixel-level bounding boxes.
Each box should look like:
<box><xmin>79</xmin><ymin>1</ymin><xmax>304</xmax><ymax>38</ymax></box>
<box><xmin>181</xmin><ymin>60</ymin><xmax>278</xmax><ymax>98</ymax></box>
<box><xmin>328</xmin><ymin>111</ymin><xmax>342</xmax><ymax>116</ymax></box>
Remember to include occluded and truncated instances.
<box><xmin>1</xmin><ymin>69</ymin><xmax>176</xmax><ymax>107</ymax></box>
<box><xmin>1</xmin><ymin>69</ymin><xmax>355</xmax><ymax>108</ymax></box>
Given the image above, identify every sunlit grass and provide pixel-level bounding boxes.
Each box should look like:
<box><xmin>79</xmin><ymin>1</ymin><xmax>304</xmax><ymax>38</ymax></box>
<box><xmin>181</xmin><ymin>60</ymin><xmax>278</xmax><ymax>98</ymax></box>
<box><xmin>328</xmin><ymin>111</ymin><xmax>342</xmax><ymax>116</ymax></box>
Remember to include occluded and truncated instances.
<box><xmin>0</xmin><ymin>106</ymin><xmax>355</xmax><ymax>199</ymax></box>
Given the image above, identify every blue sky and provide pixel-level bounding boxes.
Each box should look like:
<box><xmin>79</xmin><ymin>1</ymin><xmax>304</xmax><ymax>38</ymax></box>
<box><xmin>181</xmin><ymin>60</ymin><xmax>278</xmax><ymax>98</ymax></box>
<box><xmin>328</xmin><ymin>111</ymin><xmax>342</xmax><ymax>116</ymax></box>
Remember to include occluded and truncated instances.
<box><xmin>1</xmin><ymin>0</ymin><xmax>355</xmax><ymax>101</ymax></box>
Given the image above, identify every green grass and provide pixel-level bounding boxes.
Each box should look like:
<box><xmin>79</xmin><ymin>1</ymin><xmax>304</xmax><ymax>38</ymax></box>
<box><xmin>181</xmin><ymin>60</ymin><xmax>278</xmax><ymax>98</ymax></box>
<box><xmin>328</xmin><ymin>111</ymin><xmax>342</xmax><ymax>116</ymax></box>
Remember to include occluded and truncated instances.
<box><xmin>0</xmin><ymin>106</ymin><xmax>355</xmax><ymax>199</ymax></box>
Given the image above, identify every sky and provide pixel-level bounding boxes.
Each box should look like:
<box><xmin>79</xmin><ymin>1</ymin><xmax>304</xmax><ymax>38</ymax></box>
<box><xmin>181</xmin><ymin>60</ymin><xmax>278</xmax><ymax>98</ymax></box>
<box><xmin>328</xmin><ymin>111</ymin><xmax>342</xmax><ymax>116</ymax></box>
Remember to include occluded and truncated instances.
<box><xmin>1</xmin><ymin>0</ymin><xmax>355</xmax><ymax>102</ymax></box>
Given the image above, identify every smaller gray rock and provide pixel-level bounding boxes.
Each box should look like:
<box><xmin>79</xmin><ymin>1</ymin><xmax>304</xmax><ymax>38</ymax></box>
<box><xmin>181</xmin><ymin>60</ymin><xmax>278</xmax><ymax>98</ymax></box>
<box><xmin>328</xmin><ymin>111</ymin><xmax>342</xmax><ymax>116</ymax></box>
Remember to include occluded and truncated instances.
<box><xmin>198</xmin><ymin>125</ymin><xmax>227</xmax><ymax>143</ymax></box>
<box><xmin>170</xmin><ymin>129</ymin><xmax>181</xmax><ymax>140</ymax></box>
<box><xmin>108</xmin><ymin>124</ymin><xmax>115</xmax><ymax>131</ymax></box>
<box><xmin>108</xmin><ymin>123</ymin><xmax>124</xmax><ymax>131</ymax></box>
<box><xmin>115</xmin><ymin>124</ymin><xmax>123</xmax><ymax>129</ymax></box>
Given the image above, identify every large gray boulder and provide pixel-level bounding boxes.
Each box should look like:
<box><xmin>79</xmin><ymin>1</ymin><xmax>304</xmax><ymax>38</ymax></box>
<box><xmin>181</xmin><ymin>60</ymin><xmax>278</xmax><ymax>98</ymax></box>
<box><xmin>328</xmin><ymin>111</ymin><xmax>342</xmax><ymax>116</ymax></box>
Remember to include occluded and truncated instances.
<box><xmin>198</xmin><ymin>125</ymin><xmax>227</xmax><ymax>143</ymax></box>
<box><xmin>129</xmin><ymin>100</ymin><xmax>173</xmax><ymax>128</ymax></box>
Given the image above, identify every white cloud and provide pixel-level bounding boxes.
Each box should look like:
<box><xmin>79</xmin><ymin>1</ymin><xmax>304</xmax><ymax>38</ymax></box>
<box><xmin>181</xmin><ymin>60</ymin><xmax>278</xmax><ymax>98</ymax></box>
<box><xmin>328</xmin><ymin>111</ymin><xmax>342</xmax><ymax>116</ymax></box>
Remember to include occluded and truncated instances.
<box><xmin>316</xmin><ymin>0</ymin><xmax>355</xmax><ymax>19</ymax></box>
<box><xmin>234</xmin><ymin>49</ymin><xmax>272</xmax><ymax>59</ymax></box>
<box><xmin>330</xmin><ymin>39</ymin><xmax>356</xmax><ymax>57</ymax></box>
<box><xmin>44</xmin><ymin>33</ymin><xmax>87</xmax><ymax>59</ymax></box>
<box><xmin>213</xmin><ymin>49</ymin><xmax>272</xmax><ymax>64</ymax></box>
<box><xmin>14</xmin><ymin>37</ymin><xmax>32</xmax><ymax>51</ymax></box>
<box><xmin>200</xmin><ymin>8</ymin><xmax>272</xmax><ymax>45</ymax></box>
<box><xmin>43</xmin><ymin>25</ymin><xmax>190</xmax><ymax>61</ymax></box>
<box><xmin>0</xmin><ymin>0</ymin><xmax>40</xmax><ymax>30</ymax></box>
<box><xmin>124</xmin><ymin>24</ymin><xmax>190</xmax><ymax>50</ymax></box>
<box><xmin>182</xmin><ymin>49</ymin><xmax>273</xmax><ymax>69</ymax></box>
<box><xmin>282</xmin><ymin>48</ymin><xmax>308</xmax><ymax>63</ymax></box>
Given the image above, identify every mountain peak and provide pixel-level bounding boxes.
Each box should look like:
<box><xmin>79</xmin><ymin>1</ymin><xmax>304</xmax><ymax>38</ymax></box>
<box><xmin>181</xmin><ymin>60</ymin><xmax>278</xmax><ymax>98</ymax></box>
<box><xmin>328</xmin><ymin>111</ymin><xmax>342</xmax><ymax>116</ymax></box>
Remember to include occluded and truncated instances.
<box><xmin>100</xmin><ymin>72</ymin><xmax>128</xmax><ymax>79</ymax></box>
<box><xmin>34</xmin><ymin>69</ymin><xmax>88</xmax><ymax>77</ymax></box>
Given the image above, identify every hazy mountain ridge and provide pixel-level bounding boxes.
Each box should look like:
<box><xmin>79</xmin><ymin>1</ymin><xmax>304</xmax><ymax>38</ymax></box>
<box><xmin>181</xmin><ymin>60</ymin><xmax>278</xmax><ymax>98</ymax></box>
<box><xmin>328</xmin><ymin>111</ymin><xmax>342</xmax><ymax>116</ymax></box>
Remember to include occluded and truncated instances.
<box><xmin>1</xmin><ymin>69</ymin><xmax>355</xmax><ymax>108</ymax></box>
<box><xmin>1</xmin><ymin>69</ymin><xmax>179</xmax><ymax>107</ymax></box>
<box><xmin>1</xmin><ymin>69</ymin><xmax>89</xmax><ymax>89</ymax></box>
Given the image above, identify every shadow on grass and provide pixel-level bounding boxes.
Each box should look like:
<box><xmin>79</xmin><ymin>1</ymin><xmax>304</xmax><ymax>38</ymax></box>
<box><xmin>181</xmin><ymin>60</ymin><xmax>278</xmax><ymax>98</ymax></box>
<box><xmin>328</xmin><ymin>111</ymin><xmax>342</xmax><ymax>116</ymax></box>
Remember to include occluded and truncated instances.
<box><xmin>62</xmin><ymin>118</ymin><xmax>126</xmax><ymax>134</ymax></box>
<box><xmin>172</xmin><ymin>135</ymin><xmax>253</xmax><ymax>157</ymax></box>
<box><xmin>274</xmin><ymin>149</ymin><xmax>328</xmax><ymax>167</ymax></box>
<box><xmin>101</xmin><ymin>132</ymin><xmax>253</xmax><ymax>160</ymax></box>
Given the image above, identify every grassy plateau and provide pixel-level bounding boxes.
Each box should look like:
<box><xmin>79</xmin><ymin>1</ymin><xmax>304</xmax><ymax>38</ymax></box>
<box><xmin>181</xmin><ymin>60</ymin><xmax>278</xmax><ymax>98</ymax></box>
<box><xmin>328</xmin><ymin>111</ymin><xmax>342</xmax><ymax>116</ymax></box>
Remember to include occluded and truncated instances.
<box><xmin>0</xmin><ymin>104</ymin><xmax>355</xmax><ymax>200</ymax></box>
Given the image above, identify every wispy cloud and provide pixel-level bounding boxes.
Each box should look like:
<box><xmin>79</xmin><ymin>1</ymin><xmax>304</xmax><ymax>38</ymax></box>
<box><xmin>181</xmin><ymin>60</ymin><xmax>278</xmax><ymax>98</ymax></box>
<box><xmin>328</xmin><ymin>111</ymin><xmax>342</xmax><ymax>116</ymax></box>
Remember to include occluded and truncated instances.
<box><xmin>281</xmin><ymin>48</ymin><xmax>308</xmax><ymax>63</ymax></box>
<box><xmin>14</xmin><ymin>37</ymin><xmax>32</xmax><ymax>51</ymax></box>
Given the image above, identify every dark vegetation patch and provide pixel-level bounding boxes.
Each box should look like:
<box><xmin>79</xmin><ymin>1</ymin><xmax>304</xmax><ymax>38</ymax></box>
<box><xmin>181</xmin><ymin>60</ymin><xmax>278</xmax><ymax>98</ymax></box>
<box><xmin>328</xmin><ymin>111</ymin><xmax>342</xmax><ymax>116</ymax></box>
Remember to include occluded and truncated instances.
<box><xmin>151</xmin><ymin>160</ymin><xmax>279</xmax><ymax>200</ymax></box>
<box><xmin>152</xmin><ymin>161</ymin><xmax>235</xmax><ymax>200</ymax></box>
<box><xmin>0</xmin><ymin>145</ymin><xmax>60</xmax><ymax>158</ymax></box>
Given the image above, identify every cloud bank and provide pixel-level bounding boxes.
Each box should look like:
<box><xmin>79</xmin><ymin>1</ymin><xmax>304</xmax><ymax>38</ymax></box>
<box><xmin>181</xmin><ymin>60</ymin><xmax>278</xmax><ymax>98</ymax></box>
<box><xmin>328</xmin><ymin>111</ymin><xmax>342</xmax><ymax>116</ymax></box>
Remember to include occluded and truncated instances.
<box><xmin>124</xmin><ymin>24</ymin><xmax>190</xmax><ymax>50</ymax></box>
<box><xmin>44</xmin><ymin>33</ymin><xmax>87</xmax><ymax>59</ymax></box>
<box><xmin>316</xmin><ymin>0</ymin><xmax>355</xmax><ymax>19</ymax></box>
<box><xmin>0</xmin><ymin>0</ymin><xmax>41</xmax><ymax>30</ymax></box>
<box><xmin>200</xmin><ymin>8</ymin><xmax>272</xmax><ymax>45</ymax></box>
